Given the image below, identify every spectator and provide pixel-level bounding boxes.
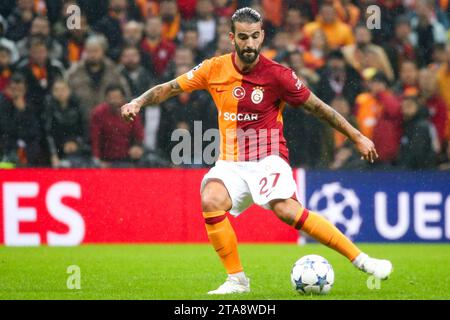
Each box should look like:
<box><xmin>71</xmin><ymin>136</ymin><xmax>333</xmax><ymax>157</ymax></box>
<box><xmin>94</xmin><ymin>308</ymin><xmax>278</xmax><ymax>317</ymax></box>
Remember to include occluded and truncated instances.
<box><xmin>329</xmin><ymin>96</ymin><xmax>363</xmax><ymax>170</ymax></box>
<box><xmin>315</xmin><ymin>50</ymin><xmax>363</xmax><ymax>106</ymax></box>
<box><xmin>59</xmin><ymin>13</ymin><xmax>90</xmax><ymax>68</ymax></box>
<box><xmin>0</xmin><ymin>45</ymin><xmax>13</xmax><ymax>93</ymax></box>
<box><xmin>17</xmin><ymin>16</ymin><xmax>63</xmax><ymax>62</ymax></box>
<box><xmin>286</xmin><ymin>49</ymin><xmax>319</xmax><ymax>89</ymax></box>
<box><xmin>77</xmin><ymin>0</ymin><xmax>109</xmax><ymax>26</ymax></box>
<box><xmin>135</xmin><ymin>0</ymin><xmax>159</xmax><ymax>19</ymax></box>
<box><xmin>333</xmin><ymin>0</ymin><xmax>360</xmax><ymax>28</ymax></box>
<box><xmin>6</xmin><ymin>0</ymin><xmax>36</xmax><ymax>41</ymax></box>
<box><xmin>368</xmin><ymin>0</ymin><xmax>405</xmax><ymax>45</ymax></box>
<box><xmin>90</xmin><ymin>84</ymin><xmax>144</xmax><ymax>167</ymax></box>
<box><xmin>122</xmin><ymin>20</ymin><xmax>155</xmax><ymax>73</ymax></box>
<box><xmin>282</xmin><ymin>7</ymin><xmax>309</xmax><ymax>51</ymax></box>
<box><xmin>261</xmin><ymin>0</ymin><xmax>284</xmax><ymax>32</ymax></box>
<box><xmin>213</xmin><ymin>0</ymin><xmax>237</xmax><ymax>18</ymax></box>
<box><xmin>418</xmin><ymin>67</ymin><xmax>448</xmax><ymax>147</ymax></box>
<box><xmin>67</xmin><ymin>34</ymin><xmax>130</xmax><ymax>127</ymax></box>
<box><xmin>141</xmin><ymin>16</ymin><xmax>176</xmax><ymax>79</ymax></box>
<box><xmin>215</xmin><ymin>15</ymin><xmax>231</xmax><ymax>37</ymax></box>
<box><xmin>162</xmin><ymin>46</ymin><xmax>194</xmax><ymax>80</ymax></box>
<box><xmin>431</xmin><ymin>43</ymin><xmax>448</xmax><ymax>68</ymax></box>
<box><xmin>439</xmin><ymin>143</ymin><xmax>450</xmax><ymax>170</ymax></box>
<box><xmin>410</xmin><ymin>0</ymin><xmax>447</xmax><ymax>67</ymax></box>
<box><xmin>303</xmin><ymin>3</ymin><xmax>354</xmax><ymax>50</ymax></box>
<box><xmin>94</xmin><ymin>0</ymin><xmax>138</xmax><ymax>60</ymax></box>
<box><xmin>173</xmin><ymin>46</ymin><xmax>194</xmax><ymax>68</ymax></box>
<box><xmin>342</xmin><ymin>24</ymin><xmax>394</xmax><ymax>82</ymax></box>
<box><xmin>213</xmin><ymin>33</ymin><xmax>233</xmax><ymax>57</ymax></box>
<box><xmin>181</xmin><ymin>27</ymin><xmax>205</xmax><ymax>63</ymax></box>
<box><xmin>160</xmin><ymin>0</ymin><xmax>181</xmax><ymax>41</ymax></box>
<box><xmin>302</xmin><ymin>29</ymin><xmax>328</xmax><ymax>70</ymax></box>
<box><xmin>385</xmin><ymin>15</ymin><xmax>416</xmax><ymax>79</ymax></box>
<box><xmin>393</xmin><ymin>60</ymin><xmax>419</xmax><ymax>96</ymax></box>
<box><xmin>16</xmin><ymin>35</ymin><xmax>65</xmax><ymax>109</ymax></box>
<box><xmin>123</xmin><ymin>20</ymin><xmax>144</xmax><ymax>47</ymax></box>
<box><xmin>176</xmin><ymin>0</ymin><xmax>198</xmax><ymax>20</ymax></box>
<box><xmin>43</xmin><ymin>78</ymin><xmax>85</xmax><ymax>168</ymax></box>
<box><xmin>52</xmin><ymin>0</ymin><xmax>79</xmax><ymax>38</ymax></box>
<box><xmin>398</xmin><ymin>95</ymin><xmax>437</xmax><ymax>169</ymax></box>
<box><xmin>356</xmin><ymin>72</ymin><xmax>403</xmax><ymax>166</ymax></box>
<box><xmin>436</xmin><ymin>43</ymin><xmax>450</xmax><ymax>136</ymax></box>
<box><xmin>118</xmin><ymin>45</ymin><xmax>154</xmax><ymax>98</ymax></box>
<box><xmin>0</xmin><ymin>14</ymin><xmax>19</xmax><ymax>63</ymax></box>
<box><xmin>0</xmin><ymin>73</ymin><xmax>41</xmax><ymax>166</ymax></box>
<box><xmin>194</xmin><ymin>0</ymin><xmax>217</xmax><ymax>49</ymax></box>
<box><xmin>263</xmin><ymin>31</ymin><xmax>293</xmax><ymax>61</ymax></box>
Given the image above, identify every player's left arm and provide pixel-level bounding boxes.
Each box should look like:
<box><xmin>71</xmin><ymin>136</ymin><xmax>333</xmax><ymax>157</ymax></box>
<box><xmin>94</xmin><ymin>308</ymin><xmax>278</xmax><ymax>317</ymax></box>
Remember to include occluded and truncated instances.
<box><xmin>302</xmin><ymin>92</ymin><xmax>378</xmax><ymax>163</ymax></box>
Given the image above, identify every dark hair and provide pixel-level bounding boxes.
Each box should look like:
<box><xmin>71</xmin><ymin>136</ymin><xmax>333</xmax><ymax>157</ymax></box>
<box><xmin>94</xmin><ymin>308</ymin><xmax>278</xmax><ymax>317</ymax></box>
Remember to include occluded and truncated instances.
<box><xmin>105</xmin><ymin>83</ymin><xmax>126</xmax><ymax>96</ymax></box>
<box><xmin>231</xmin><ymin>7</ymin><xmax>262</xmax><ymax>33</ymax></box>
<box><xmin>327</xmin><ymin>49</ymin><xmax>344</xmax><ymax>60</ymax></box>
<box><xmin>370</xmin><ymin>72</ymin><xmax>389</xmax><ymax>86</ymax></box>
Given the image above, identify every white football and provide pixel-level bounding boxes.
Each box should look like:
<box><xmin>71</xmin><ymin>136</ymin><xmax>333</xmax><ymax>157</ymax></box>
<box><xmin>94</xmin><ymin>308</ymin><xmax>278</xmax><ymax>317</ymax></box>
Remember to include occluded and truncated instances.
<box><xmin>291</xmin><ymin>254</ymin><xmax>334</xmax><ymax>295</ymax></box>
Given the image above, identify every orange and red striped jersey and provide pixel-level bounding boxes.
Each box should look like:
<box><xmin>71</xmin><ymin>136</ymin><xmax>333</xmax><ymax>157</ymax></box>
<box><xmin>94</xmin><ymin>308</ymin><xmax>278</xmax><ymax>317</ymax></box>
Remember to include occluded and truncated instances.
<box><xmin>176</xmin><ymin>53</ymin><xmax>311</xmax><ymax>163</ymax></box>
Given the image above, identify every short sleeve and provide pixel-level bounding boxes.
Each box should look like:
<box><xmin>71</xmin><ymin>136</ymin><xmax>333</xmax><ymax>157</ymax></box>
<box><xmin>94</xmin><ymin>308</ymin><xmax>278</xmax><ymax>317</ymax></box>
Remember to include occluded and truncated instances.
<box><xmin>176</xmin><ymin>59</ymin><xmax>212</xmax><ymax>93</ymax></box>
<box><xmin>278</xmin><ymin>67</ymin><xmax>311</xmax><ymax>107</ymax></box>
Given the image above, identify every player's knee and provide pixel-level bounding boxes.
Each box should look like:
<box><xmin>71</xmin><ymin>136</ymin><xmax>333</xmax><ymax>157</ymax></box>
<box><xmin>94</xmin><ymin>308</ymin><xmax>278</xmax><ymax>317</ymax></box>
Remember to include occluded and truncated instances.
<box><xmin>201</xmin><ymin>193</ymin><xmax>231</xmax><ymax>212</ymax></box>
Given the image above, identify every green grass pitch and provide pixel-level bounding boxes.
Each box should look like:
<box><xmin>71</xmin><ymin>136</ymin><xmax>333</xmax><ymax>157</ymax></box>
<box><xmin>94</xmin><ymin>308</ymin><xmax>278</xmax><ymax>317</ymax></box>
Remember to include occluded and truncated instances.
<box><xmin>0</xmin><ymin>244</ymin><xmax>449</xmax><ymax>300</ymax></box>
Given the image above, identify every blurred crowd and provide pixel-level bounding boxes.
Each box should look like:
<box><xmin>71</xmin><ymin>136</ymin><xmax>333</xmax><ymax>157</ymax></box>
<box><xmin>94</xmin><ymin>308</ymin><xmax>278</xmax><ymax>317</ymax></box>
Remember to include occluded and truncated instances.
<box><xmin>0</xmin><ymin>0</ymin><xmax>449</xmax><ymax>170</ymax></box>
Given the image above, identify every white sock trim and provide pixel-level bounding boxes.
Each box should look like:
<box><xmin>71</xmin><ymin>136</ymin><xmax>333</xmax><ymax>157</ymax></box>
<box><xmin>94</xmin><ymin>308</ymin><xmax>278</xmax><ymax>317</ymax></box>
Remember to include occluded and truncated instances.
<box><xmin>352</xmin><ymin>252</ymin><xmax>368</xmax><ymax>269</ymax></box>
<box><xmin>228</xmin><ymin>271</ymin><xmax>248</xmax><ymax>284</ymax></box>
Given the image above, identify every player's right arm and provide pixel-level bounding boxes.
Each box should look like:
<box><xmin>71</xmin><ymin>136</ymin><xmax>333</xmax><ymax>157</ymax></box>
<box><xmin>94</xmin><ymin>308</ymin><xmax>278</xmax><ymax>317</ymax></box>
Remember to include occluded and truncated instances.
<box><xmin>121</xmin><ymin>80</ymin><xmax>183</xmax><ymax>121</ymax></box>
<box><xmin>121</xmin><ymin>59</ymin><xmax>212</xmax><ymax>122</ymax></box>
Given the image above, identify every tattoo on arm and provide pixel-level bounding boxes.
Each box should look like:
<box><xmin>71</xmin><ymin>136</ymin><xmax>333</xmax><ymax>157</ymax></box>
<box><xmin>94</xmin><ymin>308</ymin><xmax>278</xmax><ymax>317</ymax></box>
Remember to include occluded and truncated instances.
<box><xmin>303</xmin><ymin>93</ymin><xmax>360</xmax><ymax>140</ymax></box>
<box><xmin>168</xmin><ymin>79</ymin><xmax>183</xmax><ymax>97</ymax></box>
<box><xmin>135</xmin><ymin>80</ymin><xmax>183</xmax><ymax>107</ymax></box>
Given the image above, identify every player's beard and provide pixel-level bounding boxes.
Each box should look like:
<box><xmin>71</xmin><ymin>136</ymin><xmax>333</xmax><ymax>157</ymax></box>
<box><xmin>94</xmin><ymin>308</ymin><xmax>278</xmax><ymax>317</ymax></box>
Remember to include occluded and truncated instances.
<box><xmin>235</xmin><ymin>43</ymin><xmax>260</xmax><ymax>64</ymax></box>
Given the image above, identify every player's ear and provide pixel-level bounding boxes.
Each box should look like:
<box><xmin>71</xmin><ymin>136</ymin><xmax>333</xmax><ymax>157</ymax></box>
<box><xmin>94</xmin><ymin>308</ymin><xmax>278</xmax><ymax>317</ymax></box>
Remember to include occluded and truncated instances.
<box><xmin>229</xmin><ymin>31</ymin><xmax>235</xmax><ymax>46</ymax></box>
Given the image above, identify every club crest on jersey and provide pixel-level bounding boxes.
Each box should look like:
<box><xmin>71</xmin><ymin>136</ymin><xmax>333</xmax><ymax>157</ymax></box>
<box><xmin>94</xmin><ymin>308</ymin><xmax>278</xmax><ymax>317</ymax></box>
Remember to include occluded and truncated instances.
<box><xmin>251</xmin><ymin>86</ymin><xmax>264</xmax><ymax>104</ymax></box>
<box><xmin>232</xmin><ymin>86</ymin><xmax>246</xmax><ymax>100</ymax></box>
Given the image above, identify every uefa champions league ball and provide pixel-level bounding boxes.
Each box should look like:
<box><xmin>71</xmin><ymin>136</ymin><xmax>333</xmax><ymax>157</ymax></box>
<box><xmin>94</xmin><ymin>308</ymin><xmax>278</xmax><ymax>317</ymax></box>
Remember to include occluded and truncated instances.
<box><xmin>291</xmin><ymin>254</ymin><xmax>334</xmax><ymax>295</ymax></box>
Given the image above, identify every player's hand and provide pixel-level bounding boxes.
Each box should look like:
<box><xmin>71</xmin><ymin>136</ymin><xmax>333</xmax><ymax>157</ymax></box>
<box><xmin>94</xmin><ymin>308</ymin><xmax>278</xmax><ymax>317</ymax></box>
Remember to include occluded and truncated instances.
<box><xmin>121</xmin><ymin>100</ymin><xmax>142</xmax><ymax>122</ymax></box>
<box><xmin>353</xmin><ymin>134</ymin><xmax>379</xmax><ymax>163</ymax></box>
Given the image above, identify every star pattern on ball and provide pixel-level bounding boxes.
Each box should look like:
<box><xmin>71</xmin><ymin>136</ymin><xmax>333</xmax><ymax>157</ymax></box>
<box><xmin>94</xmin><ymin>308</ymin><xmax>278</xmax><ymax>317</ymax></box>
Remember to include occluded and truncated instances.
<box><xmin>316</xmin><ymin>275</ymin><xmax>328</xmax><ymax>290</ymax></box>
<box><xmin>294</xmin><ymin>277</ymin><xmax>307</xmax><ymax>293</ymax></box>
